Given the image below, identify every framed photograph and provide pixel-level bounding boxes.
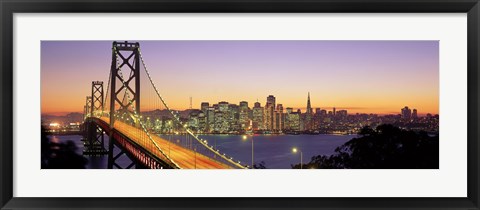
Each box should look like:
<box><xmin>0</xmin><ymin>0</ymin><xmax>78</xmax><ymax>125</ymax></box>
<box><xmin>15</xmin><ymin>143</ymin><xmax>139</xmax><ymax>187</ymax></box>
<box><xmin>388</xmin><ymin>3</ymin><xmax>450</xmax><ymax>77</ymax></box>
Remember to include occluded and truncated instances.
<box><xmin>1</xmin><ymin>0</ymin><xmax>479</xmax><ymax>209</ymax></box>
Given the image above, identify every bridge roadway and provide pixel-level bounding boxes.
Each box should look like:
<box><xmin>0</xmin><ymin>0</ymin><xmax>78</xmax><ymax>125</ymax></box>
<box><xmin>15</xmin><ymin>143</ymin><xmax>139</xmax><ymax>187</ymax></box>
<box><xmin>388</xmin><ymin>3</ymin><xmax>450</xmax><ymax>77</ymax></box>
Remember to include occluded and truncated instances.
<box><xmin>96</xmin><ymin>117</ymin><xmax>233</xmax><ymax>169</ymax></box>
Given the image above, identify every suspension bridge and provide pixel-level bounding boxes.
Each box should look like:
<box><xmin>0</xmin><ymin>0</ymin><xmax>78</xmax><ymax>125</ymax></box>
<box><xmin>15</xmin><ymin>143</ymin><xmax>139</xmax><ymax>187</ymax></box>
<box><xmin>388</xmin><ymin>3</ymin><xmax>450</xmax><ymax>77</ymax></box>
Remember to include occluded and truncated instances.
<box><xmin>82</xmin><ymin>41</ymin><xmax>248</xmax><ymax>169</ymax></box>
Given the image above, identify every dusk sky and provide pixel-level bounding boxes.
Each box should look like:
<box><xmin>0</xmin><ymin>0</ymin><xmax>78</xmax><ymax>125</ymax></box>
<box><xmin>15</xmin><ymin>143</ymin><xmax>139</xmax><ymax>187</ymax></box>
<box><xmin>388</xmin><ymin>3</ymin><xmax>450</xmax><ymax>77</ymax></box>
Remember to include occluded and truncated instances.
<box><xmin>41</xmin><ymin>41</ymin><xmax>439</xmax><ymax>116</ymax></box>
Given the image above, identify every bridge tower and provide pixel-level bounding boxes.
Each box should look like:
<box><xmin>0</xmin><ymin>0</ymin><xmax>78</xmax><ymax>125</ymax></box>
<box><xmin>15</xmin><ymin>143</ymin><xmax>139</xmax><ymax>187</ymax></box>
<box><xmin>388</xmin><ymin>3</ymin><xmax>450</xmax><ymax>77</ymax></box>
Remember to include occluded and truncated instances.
<box><xmin>109</xmin><ymin>41</ymin><xmax>140</xmax><ymax>126</ymax></box>
<box><xmin>81</xmin><ymin>96</ymin><xmax>92</xmax><ymax>136</ymax></box>
<box><xmin>85</xmin><ymin>96</ymin><xmax>92</xmax><ymax>118</ymax></box>
<box><xmin>84</xmin><ymin>82</ymin><xmax>108</xmax><ymax>155</ymax></box>
<box><xmin>91</xmin><ymin>81</ymin><xmax>104</xmax><ymax>116</ymax></box>
<box><xmin>108</xmin><ymin>41</ymin><xmax>142</xmax><ymax>168</ymax></box>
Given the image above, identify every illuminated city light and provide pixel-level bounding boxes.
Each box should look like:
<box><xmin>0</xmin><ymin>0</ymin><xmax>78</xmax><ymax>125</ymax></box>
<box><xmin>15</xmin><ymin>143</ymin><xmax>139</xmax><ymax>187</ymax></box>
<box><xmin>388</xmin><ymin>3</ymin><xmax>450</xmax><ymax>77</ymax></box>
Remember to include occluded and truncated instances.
<box><xmin>43</xmin><ymin>41</ymin><xmax>438</xmax><ymax>170</ymax></box>
<box><xmin>49</xmin><ymin>122</ymin><xmax>60</xmax><ymax>127</ymax></box>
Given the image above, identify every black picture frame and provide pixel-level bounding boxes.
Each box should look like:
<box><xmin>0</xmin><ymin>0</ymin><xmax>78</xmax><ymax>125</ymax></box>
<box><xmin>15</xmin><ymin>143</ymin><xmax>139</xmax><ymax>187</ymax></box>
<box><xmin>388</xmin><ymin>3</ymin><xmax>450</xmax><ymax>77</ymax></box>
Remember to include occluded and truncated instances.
<box><xmin>1</xmin><ymin>0</ymin><xmax>479</xmax><ymax>209</ymax></box>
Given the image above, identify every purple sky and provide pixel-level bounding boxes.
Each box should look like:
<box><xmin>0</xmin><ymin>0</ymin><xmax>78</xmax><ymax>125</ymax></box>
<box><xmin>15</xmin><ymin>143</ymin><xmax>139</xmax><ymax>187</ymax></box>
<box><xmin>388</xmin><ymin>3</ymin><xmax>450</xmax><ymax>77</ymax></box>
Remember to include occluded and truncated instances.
<box><xmin>41</xmin><ymin>40</ymin><xmax>439</xmax><ymax>115</ymax></box>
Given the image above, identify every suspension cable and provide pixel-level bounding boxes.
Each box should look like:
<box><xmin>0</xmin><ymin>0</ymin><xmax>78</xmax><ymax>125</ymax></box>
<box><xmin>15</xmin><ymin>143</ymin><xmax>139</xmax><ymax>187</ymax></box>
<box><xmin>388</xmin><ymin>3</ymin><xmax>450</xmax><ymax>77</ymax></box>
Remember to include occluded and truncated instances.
<box><xmin>113</xmin><ymin>46</ymin><xmax>181</xmax><ymax>169</ymax></box>
<box><xmin>104</xmin><ymin>66</ymin><xmax>111</xmax><ymax>113</ymax></box>
<box><xmin>138</xmin><ymin>48</ymin><xmax>247</xmax><ymax>169</ymax></box>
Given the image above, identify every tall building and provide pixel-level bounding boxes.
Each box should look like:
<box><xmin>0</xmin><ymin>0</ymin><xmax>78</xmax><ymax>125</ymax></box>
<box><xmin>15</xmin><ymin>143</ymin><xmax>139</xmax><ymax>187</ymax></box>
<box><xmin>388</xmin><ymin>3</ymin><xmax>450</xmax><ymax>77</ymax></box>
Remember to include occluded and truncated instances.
<box><xmin>198</xmin><ymin>112</ymin><xmax>206</xmax><ymax>132</ymax></box>
<box><xmin>412</xmin><ymin>109</ymin><xmax>418</xmax><ymax>119</ymax></box>
<box><xmin>206</xmin><ymin>107</ymin><xmax>215</xmax><ymax>132</ymax></box>
<box><xmin>239</xmin><ymin>101</ymin><xmax>249</xmax><ymax>110</ymax></box>
<box><xmin>336</xmin><ymin>110</ymin><xmax>347</xmax><ymax>116</ymax></box>
<box><xmin>200</xmin><ymin>102</ymin><xmax>210</xmax><ymax>132</ymax></box>
<box><xmin>214</xmin><ymin>102</ymin><xmax>231</xmax><ymax>132</ymax></box>
<box><xmin>267</xmin><ymin>95</ymin><xmax>276</xmax><ymax>108</ymax></box>
<box><xmin>320</xmin><ymin>109</ymin><xmax>327</xmax><ymax>116</ymax></box>
<box><xmin>214</xmin><ymin>111</ymin><xmax>229</xmax><ymax>133</ymax></box>
<box><xmin>252</xmin><ymin>102</ymin><xmax>264</xmax><ymax>130</ymax></box>
<box><xmin>306</xmin><ymin>92</ymin><xmax>313</xmax><ymax>115</ymax></box>
<box><xmin>313</xmin><ymin>108</ymin><xmax>322</xmax><ymax>129</ymax></box>
<box><xmin>201</xmin><ymin>102</ymin><xmax>209</xmax><ymax>113</ymax></box>
<box><xmin>229</xmin><ymin>104</ymin><xmax>239</xmax><ymax>131</ymax></box>
<box><xmin>218</xmin><ymin>101</ymin><xmax>229</xmax><ymax>112</ymax></box>
<box><xmin>275</xmin><ymin>104</ymin><xmax>284</xmax><ymax>131</ymax></box>
<box><xmin>286</xmin><ymin>109</ymin><xmax>301</xmax><ymax>131</ymax></box>
<box><xmin>305</xmin><ymin>92</ymin><xmax>313</xmax><ymax>131</ymax></box>
<box><xmin>239</xmin><ymin>101</ymin><xmax>250</xmax><ymax>130</ymax></box>
<box><xmin>265</xmin><ymin>95</ymin><xmax>276</xmax><ymax>131</ymax></box>
<box><xmin>336</xmin><ymin>110</ymin><xmax>348</xmax><ymax>121</ymax></box>
<box><xmin>188</xmin><ymin>110</ymin><xmax>200</xmax><ymax>131</ymax></box>
<box><xmin>401</xmin><ymin>106</ymin><xmax>412</xmax><ymax>120</ymax></box>
<box><xmin>286</xmin><ymin>107</ymin><xmax>293</xmax><ymax>114</ymax></box>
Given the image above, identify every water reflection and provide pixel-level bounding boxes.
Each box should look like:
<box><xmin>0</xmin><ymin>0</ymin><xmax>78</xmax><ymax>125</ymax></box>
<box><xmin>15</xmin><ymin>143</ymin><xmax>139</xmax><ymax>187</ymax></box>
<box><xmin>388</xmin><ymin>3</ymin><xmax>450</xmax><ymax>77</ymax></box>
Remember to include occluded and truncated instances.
<box><xmin>49</xmin><ymin>134</ymin><xmax>354</xmax><ymax>169</ymax></box>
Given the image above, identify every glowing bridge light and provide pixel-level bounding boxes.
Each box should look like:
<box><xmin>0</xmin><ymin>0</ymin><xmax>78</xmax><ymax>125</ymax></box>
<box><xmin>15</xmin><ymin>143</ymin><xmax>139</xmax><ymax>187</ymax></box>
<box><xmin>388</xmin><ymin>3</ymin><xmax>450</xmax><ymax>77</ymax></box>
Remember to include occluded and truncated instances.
<box><xmin>82</xmin><ymin>44</ymin><xmax>248</xmax><ymax>169</ymax></box>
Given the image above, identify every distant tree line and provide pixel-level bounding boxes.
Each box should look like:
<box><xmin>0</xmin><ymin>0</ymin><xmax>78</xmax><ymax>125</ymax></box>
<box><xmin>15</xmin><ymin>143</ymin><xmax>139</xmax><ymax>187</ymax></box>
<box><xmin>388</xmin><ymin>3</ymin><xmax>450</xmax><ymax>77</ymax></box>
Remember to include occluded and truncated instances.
<box><xmin>291</xmin><ymin>124</ymin><xmax>439</xmax><ymax>169</ymax></box>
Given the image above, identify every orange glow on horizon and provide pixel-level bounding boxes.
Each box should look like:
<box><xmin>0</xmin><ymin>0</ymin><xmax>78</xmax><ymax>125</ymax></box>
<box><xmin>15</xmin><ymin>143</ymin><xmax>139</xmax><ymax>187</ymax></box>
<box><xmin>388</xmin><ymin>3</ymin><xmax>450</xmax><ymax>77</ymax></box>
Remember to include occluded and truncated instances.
<box><xmin>41</xmin><ymin>101</ymin><xmax>439</xmax><ymax>116</ymax></box>
<box><xmin>41</xmin><ymin>41</ymin><xmax>439</xmax><ymax>117</ymax></box>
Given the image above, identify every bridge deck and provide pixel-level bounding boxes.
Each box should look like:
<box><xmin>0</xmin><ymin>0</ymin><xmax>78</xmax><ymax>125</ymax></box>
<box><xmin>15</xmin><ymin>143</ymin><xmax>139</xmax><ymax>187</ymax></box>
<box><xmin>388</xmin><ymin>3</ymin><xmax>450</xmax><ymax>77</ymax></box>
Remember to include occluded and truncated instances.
<box><xmin>99</xmin><ymin>117</ymin><xmax>233</xmax><ymax>169</ymax></box>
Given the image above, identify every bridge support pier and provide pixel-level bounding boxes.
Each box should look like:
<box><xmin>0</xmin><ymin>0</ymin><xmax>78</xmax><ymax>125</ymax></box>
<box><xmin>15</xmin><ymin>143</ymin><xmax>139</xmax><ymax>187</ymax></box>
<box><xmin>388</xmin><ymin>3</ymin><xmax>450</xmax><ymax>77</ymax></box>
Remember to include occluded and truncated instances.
<box><xmin>106</xmin><ymin>130</ymin><xmax>170</xmax><ymax>169</ymax></box>
<box><xmin>107</xmin><ymin>132</ymin><xmax>114</xmax><ymax>168</ymax></box>
<box><xmin>107</xmin><ymin>133</ymin><xmax>141</xmax><ymax>169</ymax></box>
<box><xmin>83</xmin><ymin>120</ymin><xmax>108</xmax><ymax>155</ymax></box>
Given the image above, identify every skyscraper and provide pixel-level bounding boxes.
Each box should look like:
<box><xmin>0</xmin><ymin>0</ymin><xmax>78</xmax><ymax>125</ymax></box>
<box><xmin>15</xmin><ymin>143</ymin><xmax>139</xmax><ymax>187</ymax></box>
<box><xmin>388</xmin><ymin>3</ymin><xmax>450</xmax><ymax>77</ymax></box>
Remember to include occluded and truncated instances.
<box><xmin>201</xmin><ymin>102</ymin><xmax>209</xmax><ymax>113</ymax></box>
<box><xmin>305</xmin><ymin>92</ymin><xmax>313</xmax><ymax>131</ymax></box>
<box><xmin>401</xmin><ymin>106</ymin><xmax>412</xmax><ymax>120</ymax></box>
<box><xmin>206</xmin><ymin>107</ymin><xmax>215</xmax><ymax>132</ymax></box>
<box><xmin>200</xmin><ymin>102</ymin><xmax>210</xmax><ymax>132</ymax></box>
<box><xmin>412</xmin><ymin>109</ymin><xmax>418</xmax><ymax>119</ymax></box>
<box><xmin>239</xmin><ymin>101</ymin><xmax>249</xmax><ymax>130</ymax></box>
<box><xmin>229</xmin><ymin>104</ymin><xmax>239</xmax><ymax>131</ymax></box>
<box><xmin>265</xmin><ymin>95</ymin><xmax>276</xmax><ymax>131</ymax></box>
<box><xmin>276</xmin><ymin>104</ymin><xmax>284</xmax><ymax>131</ymax></box>
<box><xmin>286</xmin><ymin>109</ymin><xmax>301</xmax><ymax>131</ymax></box>
<box><xmin>218</xmin><ymin>101</ymin><xmax>229</xmax><ymax>112</ymax></box>
<box><xmin>252</xmin><ymin>102</ymin><xmax>264</xmax><ymax>130</ymax></box>
<box><xmin>267</xmin><ymin>95</ymin><xmax>276</xmax><ymax>108</ymax></box>
<box><xmin>239</xmin><ymin>101</ymin><xmax>249</xmax><ymax>109</ymax></box>
<box><xmin>286</xmin><ymin>107</ymin><xmax>293</xmax><ymax>114</ymax></box>
<box><xmin>306</xmin><ymin>92</ymin><xmax>313</xmax><ymax>115</ymax></box>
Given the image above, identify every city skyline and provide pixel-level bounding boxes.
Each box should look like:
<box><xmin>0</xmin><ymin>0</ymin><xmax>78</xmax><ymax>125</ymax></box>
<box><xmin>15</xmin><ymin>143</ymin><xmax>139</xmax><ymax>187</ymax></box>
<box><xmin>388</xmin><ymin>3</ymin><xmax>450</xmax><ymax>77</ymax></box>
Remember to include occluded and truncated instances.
<box><xmin>41</xmin><ymin>41</ymin><xmax>439</xmax><ymax>115</ymax></box>
<box><xmin>41</xmin><ymin>91</ymin><xmax>436</xmax><ymax>117</ymax></box>
<box><xmin>41</xmin><ymin>41</ymin><xmax>439</xmax><ymax>170</ymax></box>
<box><xmin>43</xmin><ymin>91</ymin><xmax>439</xmax><ymax>137</ymax></box>
<box><xmin>41</xmin><ymin>96</ymin><xmax>434</xmax><ymax>117</ymax></box>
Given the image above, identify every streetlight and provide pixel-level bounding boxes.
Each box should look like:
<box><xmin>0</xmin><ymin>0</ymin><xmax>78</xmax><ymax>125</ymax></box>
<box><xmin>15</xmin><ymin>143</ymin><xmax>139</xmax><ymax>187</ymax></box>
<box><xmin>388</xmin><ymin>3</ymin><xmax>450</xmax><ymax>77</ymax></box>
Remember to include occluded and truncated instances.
<box><xmin>292</xmin><ymin>147</ymin><xmax>303</xmax><ymax>169</ymax></box>
<box><xmin>243</xmin><ymin>135</ymin><xmax>254</xmax><ymax>168</ymax></box>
